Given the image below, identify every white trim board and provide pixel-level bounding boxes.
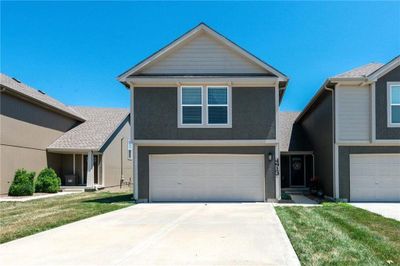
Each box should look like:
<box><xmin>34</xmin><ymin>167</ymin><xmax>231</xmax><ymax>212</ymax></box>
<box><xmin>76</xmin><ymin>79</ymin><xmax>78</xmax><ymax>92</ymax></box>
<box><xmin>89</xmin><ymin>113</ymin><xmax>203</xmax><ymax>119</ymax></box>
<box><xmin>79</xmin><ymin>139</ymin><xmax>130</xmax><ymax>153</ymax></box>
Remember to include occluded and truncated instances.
<box><xmin>134</xmin><ymin>139</ymin><xmax>278</xmax><ymax>146</ymax></box>
<box><xmin>368</xmin><ymin>56</ymin><xmax>400</xmax><ymax>81</ymax></box>
<box><xmin>336</xmin><ymin>141</ymin><xmax>400</xmax><ymax>146</ymax></box>
<box><xmin>124</xmin><ymin>77</ymin><xmax>281</xmax><ymax>87</ymax></box>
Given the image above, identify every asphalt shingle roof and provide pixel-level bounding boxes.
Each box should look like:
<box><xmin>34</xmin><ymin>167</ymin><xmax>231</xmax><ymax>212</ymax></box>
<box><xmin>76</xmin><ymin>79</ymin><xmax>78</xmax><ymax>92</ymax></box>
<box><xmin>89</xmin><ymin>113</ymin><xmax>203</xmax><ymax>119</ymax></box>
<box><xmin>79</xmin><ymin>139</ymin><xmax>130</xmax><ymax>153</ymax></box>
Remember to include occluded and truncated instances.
<box><xmin>0</xmin><ymin>73</ymin><xmax>85</xmax><ymax>121</ymax></box>
<box><xmin>48</xmin><ymin>107</ymin><xmax>129</xmax><ymax>151</ymax></box>
<box><xmin>333</xmin><ymin>63</ymin><xmax>384</xmax><ymax>78</ymax></box>
<box><xmin>279</xmin><ymin>112</ymin><xmax>312</xmax><ymax>152</ymax></box>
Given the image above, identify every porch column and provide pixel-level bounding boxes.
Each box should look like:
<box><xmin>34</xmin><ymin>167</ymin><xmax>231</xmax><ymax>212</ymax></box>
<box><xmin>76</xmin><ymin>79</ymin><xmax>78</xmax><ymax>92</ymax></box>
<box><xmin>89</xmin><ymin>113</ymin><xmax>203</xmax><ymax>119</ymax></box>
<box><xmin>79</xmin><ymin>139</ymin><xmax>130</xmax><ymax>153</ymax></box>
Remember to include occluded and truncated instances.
<box><xmin>86</xmin><ymin>151</ymin><xmax>95</xmax><ymax>188</ymax></box>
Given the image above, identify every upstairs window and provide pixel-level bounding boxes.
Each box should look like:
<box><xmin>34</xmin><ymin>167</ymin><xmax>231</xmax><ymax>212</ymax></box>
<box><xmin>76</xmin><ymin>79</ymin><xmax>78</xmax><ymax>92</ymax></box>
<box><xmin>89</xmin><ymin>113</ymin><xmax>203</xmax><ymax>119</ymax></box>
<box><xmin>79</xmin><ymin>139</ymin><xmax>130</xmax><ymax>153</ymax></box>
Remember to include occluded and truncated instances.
<box><xmin>179</xmin><ymin>85</ymin><xmax>231</xmax><ymax>128</ymax></box>
<box><xmin>181</xmin><ymin>86</ymin><xmax>202</xmax><ymax>125</ymax></box>
<box><xmin>207</xmin><ymin>86</ymin><xmax>228</xmax><ymax>124</ymax></box>
<box><xmin>388</xmin><ymin>83</ymin><xmax>400</xmax><ymax>127</ymax></box>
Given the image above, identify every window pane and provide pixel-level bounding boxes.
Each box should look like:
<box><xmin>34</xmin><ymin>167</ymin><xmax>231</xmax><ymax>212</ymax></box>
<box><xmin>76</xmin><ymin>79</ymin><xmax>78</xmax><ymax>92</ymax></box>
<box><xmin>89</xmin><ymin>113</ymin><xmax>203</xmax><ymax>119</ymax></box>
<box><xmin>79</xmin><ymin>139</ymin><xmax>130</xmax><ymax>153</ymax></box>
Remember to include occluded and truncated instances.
<box><xmin>391</xmin><ymin>85</ymin><xmax>400</xmax><ymax>104</ymax></box>
<box><xmin>183</xmin><ymin>106</ymin><xmax>202</xmax><ymax>124</ymax></box>
<box><xmin>391</xmin><ymin>106</ymin><xmax>400</xmax><ymax>124</ymax></box>
<box><xmin>208</xmin><ymin>106</ymin><xmax>228</xmax><ymax>124</ymax></box>
<box><xmin>182</xmin><ymin>87</ymin><xmax>202</xmax><ymax>104</ymax></box>
<box><xmin>208</xmin><ymin>87</ymin><xmax>227</xmax><ymax>104</ymax></box>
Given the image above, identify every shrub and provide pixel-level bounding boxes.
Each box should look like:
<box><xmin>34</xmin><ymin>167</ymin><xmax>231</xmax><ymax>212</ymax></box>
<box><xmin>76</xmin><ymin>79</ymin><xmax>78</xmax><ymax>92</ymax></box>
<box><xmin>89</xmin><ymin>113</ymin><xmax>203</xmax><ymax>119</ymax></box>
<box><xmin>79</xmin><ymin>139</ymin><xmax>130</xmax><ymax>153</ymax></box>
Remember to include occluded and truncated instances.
<box><xmin>8</xmin><ymin>169</ymin><xmax>35</xmax><ymax>196</ymax></box>
<box><xmin>35</xmin><ymin>168</ymin><xmax>61</xmax><ymax>193</ymax></box>
<box><xmin>281</xmin><ymin>192</ymin><xmax>292</xmax><ymax>200</ymax></box>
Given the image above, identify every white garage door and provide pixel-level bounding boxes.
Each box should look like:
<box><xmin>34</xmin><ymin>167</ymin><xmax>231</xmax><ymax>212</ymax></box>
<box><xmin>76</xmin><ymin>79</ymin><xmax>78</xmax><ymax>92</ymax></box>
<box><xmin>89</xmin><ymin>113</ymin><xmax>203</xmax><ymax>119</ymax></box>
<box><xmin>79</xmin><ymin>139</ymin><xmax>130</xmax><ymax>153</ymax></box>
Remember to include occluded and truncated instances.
<box><xmin>350</xmin><ymin>154</ymin><xmax>400</xmax><ymax>202</ymax></box>
<box><xmin>149</xmin><ymin>154</ymin><xmax>265</xmax><ymax>202</ymax></box>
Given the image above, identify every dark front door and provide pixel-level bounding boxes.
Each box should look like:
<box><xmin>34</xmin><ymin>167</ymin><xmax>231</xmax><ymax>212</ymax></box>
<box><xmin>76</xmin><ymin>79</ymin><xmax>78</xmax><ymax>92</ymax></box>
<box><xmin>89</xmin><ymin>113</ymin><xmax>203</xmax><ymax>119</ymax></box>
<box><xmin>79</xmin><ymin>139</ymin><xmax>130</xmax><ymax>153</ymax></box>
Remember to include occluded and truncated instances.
<box><xmin>290</xmin><ymin>155</ymin><xmax>305</xmax><ymax>186</ymax></box>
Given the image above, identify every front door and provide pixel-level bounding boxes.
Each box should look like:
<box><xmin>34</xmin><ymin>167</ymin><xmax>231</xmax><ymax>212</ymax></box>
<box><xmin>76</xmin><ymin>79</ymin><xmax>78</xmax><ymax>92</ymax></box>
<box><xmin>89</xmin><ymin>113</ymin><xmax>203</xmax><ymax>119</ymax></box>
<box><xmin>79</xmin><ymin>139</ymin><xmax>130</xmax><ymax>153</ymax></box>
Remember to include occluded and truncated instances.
<box><xmin>290</xmin><ymin>155</ymin><xmax>305</xmax><ymax>187</ymax></box>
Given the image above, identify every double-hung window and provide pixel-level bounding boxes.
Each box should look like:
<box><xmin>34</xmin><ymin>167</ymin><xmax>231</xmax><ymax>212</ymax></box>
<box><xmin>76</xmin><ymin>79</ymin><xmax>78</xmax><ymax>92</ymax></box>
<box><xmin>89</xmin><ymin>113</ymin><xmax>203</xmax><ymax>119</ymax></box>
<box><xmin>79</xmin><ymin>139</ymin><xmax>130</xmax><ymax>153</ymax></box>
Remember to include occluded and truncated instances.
<box><xmin>179</xmin><ymin>85</ymin><xmax>231</xmax><ymax>127</ymax></box>
<box><xmin>207</xmin><ymin>86</ymin><xmax>228</xmax><ymax>125</ymax></box>
<box><xmin>181</xmin><ymin>86</ymin><xmax>203</xmax><ymax>125</ymax></box>
<box><xmin>388</xmin><ymin>82</ymin><xmax>400</xmax><ymax>127</ymax></box>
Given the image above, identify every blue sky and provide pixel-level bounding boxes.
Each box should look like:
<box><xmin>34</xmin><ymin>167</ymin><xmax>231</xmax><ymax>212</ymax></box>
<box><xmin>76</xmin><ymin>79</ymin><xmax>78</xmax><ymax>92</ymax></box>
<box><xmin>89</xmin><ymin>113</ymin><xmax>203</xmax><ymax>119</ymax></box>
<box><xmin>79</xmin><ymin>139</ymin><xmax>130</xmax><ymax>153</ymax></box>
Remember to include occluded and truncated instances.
<box><xmin>1</xmin><ymin>1</ymin><xmax>399</xmax><ymax>111</ymax></box>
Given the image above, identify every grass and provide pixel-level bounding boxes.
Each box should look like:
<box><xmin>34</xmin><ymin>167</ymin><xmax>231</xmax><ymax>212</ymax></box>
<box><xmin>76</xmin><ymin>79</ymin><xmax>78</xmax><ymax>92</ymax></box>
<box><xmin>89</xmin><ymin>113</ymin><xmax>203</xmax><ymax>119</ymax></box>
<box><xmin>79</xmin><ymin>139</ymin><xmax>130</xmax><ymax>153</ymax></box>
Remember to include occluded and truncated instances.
<box><xmin>275</xmin><ymin>203</ymin><xmax>400</xmax><ymax>266</ymax></box>
<box><xmin>0</xmin><ymin>191</ymin><xmax>134</xmax><ymax>243</ymax></box>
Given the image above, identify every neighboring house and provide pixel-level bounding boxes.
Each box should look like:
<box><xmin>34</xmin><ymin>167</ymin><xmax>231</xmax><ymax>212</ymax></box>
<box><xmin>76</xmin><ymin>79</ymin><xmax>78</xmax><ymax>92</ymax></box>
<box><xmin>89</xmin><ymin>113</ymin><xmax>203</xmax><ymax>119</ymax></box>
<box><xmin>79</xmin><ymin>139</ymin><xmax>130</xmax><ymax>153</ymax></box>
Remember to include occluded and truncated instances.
<box><xmin>295</xmin><ymin>56</ymin><xmax>400</xmax><ymax>202</ymax></box>
<box><xmin>0</xmin><ymin>73</ymin><xmax>132</xmax><ymax>194</ymax></box>
<box><xmin>118</xmin><ymin>23</ymin><xmax>289</xmax><ymax>202</ymax></box>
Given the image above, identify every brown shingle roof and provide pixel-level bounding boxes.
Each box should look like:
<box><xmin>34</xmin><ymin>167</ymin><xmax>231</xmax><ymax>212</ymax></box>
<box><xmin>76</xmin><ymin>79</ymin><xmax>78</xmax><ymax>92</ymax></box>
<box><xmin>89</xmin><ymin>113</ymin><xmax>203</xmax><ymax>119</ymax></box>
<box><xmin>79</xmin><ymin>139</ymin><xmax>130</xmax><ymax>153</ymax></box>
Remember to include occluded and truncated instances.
<box><xmin>47</xmin><ymin>107</ymin><xmax>129</xmax><ymax>151</ymax></box>
<box><xmin>333</xmin><ymin>63</ymin><xmax>384</xmax><ymax>78</ymax></box>
<box><xmin>0</xmin><ymin>73</ymin><xmax>85</xmax><ymax>121</ymax></box>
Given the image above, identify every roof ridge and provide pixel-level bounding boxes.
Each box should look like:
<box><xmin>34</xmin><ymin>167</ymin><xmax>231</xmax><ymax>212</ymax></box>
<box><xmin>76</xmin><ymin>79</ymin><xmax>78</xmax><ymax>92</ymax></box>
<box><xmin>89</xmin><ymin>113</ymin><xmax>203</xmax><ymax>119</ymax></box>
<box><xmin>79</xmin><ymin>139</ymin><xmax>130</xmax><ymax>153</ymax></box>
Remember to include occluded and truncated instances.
<box><xmin>0</xmin><ymin>73</ymin><xmax>85</xmax><ymax>121</ymax></box>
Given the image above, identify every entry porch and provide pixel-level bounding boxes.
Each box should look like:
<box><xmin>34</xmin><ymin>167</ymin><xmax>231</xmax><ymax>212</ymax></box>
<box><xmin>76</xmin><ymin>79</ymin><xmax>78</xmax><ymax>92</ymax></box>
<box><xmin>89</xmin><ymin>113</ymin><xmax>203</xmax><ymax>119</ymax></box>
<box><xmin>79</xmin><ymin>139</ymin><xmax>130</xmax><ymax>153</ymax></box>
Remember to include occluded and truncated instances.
<box><xmin>48</xmin><ymin>151</ymin><xmax>104</xmax><ymax>189</ymax></box>
<box><xmin>280</xmin><ymin>152</ymin><xmax>315</xmax><ymax>192</ymax></box>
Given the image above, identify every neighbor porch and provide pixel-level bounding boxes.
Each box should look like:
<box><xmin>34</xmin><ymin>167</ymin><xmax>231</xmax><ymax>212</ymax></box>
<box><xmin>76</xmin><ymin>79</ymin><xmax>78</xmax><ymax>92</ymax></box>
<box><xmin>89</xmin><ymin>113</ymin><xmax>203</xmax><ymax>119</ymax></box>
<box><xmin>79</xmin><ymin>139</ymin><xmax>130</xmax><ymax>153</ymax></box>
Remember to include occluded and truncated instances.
<box><xmin>47</xmin><ymin>151</ymin><xmax>104</xmax><ymax>189</ymax></box>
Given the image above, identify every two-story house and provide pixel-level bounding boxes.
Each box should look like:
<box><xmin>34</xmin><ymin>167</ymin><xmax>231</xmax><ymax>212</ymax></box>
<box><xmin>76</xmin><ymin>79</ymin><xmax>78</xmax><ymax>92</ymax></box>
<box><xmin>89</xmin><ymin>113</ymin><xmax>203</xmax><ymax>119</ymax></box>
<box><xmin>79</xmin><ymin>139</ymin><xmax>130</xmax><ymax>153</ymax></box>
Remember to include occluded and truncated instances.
<box><xmin>119</xmin><ymin>23</ymin><xmax>399</xmax><ymax>203</ymax></box>
<box><xmin>118</xmin><ymin>23</ymin><xmax>288</xmax><ymax>202</ymax></box>
<box><xmin>296</xmin><ymin>56</ymin><xmax>400</xmax><ymax>202</ymax></box>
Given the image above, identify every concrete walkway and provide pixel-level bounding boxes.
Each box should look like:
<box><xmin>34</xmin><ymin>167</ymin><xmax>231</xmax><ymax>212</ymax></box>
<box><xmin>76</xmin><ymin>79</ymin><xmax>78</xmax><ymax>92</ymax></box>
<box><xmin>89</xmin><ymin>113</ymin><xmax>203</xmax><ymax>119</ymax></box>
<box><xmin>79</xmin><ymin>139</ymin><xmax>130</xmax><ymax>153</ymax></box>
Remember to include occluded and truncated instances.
<box><xmin>0</xmin><ymin>192</ymin><xmax>78</xmax><ymax>202</ymax></box>
<box><xmin>0</xmin><ymin>203</ymin><xmax>300</xmax><ymax>266</ymax></box>
<box><xmin>351</xmin><ymin>203</ymin><xmax>400</xmax><ymax>221</ymax></box>
<box><xmin>290</xmin><ymin>194</ymin><xmax>318</xmax><ymax>205</ymax></box>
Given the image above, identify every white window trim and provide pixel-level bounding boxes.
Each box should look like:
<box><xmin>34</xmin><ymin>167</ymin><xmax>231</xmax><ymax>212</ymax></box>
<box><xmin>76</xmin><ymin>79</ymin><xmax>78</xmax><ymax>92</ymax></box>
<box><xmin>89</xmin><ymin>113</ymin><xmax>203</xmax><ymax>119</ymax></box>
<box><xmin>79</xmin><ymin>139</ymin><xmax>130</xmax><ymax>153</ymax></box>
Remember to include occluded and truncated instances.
<box><xmin>206</xmin><ymin>86</ymin><xmax>231</xmax><ymax>127</ymax></box>
<box><xmin>178</xmin><ymin>85</ymin><xmax>232</xmax><ymax>128</ymax></box>
<box><xmin>178</xmin><ymin>86</ymin><xmax>203</xmax><ymax>127</ymax></box>
<box><xmin>387</xmin><ymin>82</ymin><xmax>400</xmax><ymax>127</ymax></box>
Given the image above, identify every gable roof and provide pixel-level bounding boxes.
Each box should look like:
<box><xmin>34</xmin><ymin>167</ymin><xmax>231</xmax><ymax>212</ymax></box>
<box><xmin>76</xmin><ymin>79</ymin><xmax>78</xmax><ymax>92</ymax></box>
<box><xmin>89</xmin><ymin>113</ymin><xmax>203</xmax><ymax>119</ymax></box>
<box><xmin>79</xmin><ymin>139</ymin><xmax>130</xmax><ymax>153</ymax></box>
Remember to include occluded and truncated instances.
<box><xmin>118</xmin><ymin>23</ymin><xmax>288</xmax><ymax>82</ymax></box>
<box><xmin>333</xmin><ymin>63</ymin><xmax>384</xmax><ymax>78</ymax></box>
<box><xmin>47</xmin><ymin>107</ymin><xmax>129</xmax><ymax>152</ymax></box>
<box><xmin>0</xmin><ymin>73</ymin><xmax>85</xmax><ymax>121</ymax></box>
<box><xmin>296</xmin><ymin>55</ymin><xmax>400</xmax><ymax>123</ymax></box>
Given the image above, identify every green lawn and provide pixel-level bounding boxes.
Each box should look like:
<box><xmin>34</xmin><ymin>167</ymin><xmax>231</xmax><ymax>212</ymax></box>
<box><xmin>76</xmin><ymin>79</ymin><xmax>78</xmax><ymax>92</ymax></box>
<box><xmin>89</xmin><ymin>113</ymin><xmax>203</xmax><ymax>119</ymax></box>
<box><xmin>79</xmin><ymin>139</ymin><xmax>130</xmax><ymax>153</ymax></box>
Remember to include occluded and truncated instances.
<box><xmin>0</xmin><ymin>192</ymin><xmax>134</xmax><ymax>243</ymax></box>
<box><xmin>275</xmin><ymin>203</ymin><xmax>400</xmax><ymax>266</ymax></box>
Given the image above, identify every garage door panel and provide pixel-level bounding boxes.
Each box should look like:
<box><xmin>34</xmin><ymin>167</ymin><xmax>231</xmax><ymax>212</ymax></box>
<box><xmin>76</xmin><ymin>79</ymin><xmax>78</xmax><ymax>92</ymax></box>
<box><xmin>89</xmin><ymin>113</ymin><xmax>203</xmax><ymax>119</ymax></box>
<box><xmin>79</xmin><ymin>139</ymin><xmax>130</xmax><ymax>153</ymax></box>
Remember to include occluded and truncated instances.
<box><xmin>149</xmin><ymin>154</ymin><xmax>265</xmax><ymax>202</ymax></box>
<box><xmin>350</xmin><ymin>154</ymin><xmax>400</xmax><ymax>202</ymax></box>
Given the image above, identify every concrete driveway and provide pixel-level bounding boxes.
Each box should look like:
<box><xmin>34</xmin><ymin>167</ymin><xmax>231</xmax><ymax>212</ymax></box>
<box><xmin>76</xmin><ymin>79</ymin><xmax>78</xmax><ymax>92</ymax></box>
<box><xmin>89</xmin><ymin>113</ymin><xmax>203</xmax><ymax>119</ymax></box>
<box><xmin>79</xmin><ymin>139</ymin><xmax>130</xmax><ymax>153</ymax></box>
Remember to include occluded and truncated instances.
<box><xmin>0</xmin><ymin>203</ymin><xmax>299</xmax><ymax>266</ymax></box>
<box><xmin>351</xmin><ymin>203</ymin><xmax>400</xmax><ymax>221</ymax></box>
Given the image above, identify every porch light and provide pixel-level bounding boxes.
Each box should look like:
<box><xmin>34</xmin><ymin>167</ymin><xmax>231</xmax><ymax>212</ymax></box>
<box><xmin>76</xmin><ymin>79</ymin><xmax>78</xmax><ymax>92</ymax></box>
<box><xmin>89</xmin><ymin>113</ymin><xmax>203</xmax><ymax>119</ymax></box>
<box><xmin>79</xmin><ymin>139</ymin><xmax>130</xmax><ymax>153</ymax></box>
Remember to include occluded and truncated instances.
<box><xmin>268</xmin><ymin>153</ymin><xmax>273</xmax><ymax>161</ymax></box>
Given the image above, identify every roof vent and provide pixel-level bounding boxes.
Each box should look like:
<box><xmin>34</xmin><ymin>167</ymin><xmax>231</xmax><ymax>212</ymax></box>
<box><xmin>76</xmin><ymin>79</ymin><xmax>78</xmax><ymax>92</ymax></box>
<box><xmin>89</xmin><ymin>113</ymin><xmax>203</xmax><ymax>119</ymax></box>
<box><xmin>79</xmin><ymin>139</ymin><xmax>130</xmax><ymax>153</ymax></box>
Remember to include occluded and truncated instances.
<box><xmin>12</xmin><ymin>77</ymin><xmax>21</xmax><ymax>83</ymax></box>
<box><xmin>38</xmin><ymin>90</ymin><xmax>46</xmax><ymax>95</ymax></box>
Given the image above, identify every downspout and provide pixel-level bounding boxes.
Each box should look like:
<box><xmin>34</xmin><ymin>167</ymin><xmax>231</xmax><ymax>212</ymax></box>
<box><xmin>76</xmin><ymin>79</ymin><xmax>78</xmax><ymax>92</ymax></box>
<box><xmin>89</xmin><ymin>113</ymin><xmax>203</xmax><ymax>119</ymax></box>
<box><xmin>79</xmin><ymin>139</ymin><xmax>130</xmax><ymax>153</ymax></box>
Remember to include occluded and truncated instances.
<box><xmin>128</xmin><ymin>82</ymin><xmax>138</xmax><ymax>201</ymax></box>
<box><xmin>120</xmin><ymin>137</ymin><xmax>124</xmax><ymax>188</ymax></box>
<box><xmin>324</xmin><ymin>85</ymin><xmax>338</xmax><ymax>200</ymax></box>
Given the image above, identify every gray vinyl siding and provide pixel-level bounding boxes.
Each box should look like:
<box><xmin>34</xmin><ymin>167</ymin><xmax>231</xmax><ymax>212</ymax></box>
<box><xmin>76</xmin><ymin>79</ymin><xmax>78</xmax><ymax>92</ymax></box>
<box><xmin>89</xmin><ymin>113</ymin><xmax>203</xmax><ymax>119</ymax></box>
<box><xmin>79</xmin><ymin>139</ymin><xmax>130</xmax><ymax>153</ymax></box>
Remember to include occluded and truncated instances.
<box><xmin>336</xmin><ymin>85</ymin><xmax>370</xmax><ymax>141</ymax></box>
<box><xmin>139</xmin><ymin>32</ymin><xmax>269</xmax><ymax>75</ymax></box>
<box><xmin>299</xmin><ymin>91</ymin><xmax>334</xmax><ymax>197</ymax></box>
<box><xmin>134</xmin><ymin>87</ymin><xmax>276</xmax><ymax>140</ymax></box>
<box><xmin>137</xmin><ymin>146</ymin><xmax>276</xmax><ymax>201</ymax></box>
<box><xmin>376</xmin><ymin>65</ymin><xmax>400</xmax><ymax>139</ymax></box>
<box><xmin>338</xmin><ymin>146</ymin><xmax>400</xmax><ymax>200</ymax></box>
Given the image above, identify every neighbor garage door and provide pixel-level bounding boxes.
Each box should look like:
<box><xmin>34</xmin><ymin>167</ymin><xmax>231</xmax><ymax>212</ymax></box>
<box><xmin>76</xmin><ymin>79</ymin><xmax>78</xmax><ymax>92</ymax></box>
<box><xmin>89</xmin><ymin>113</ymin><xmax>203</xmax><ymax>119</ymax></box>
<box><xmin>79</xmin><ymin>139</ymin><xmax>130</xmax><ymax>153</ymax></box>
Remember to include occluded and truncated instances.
<box><xmin>149</xmin><ymin>154</ymin><xmax>265</xmax><ymax>202</ymax></box>
<box><xmin>350</xmin><ymin>154</ymin><xmax>400</xmax><ymax>202</ymax></box>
